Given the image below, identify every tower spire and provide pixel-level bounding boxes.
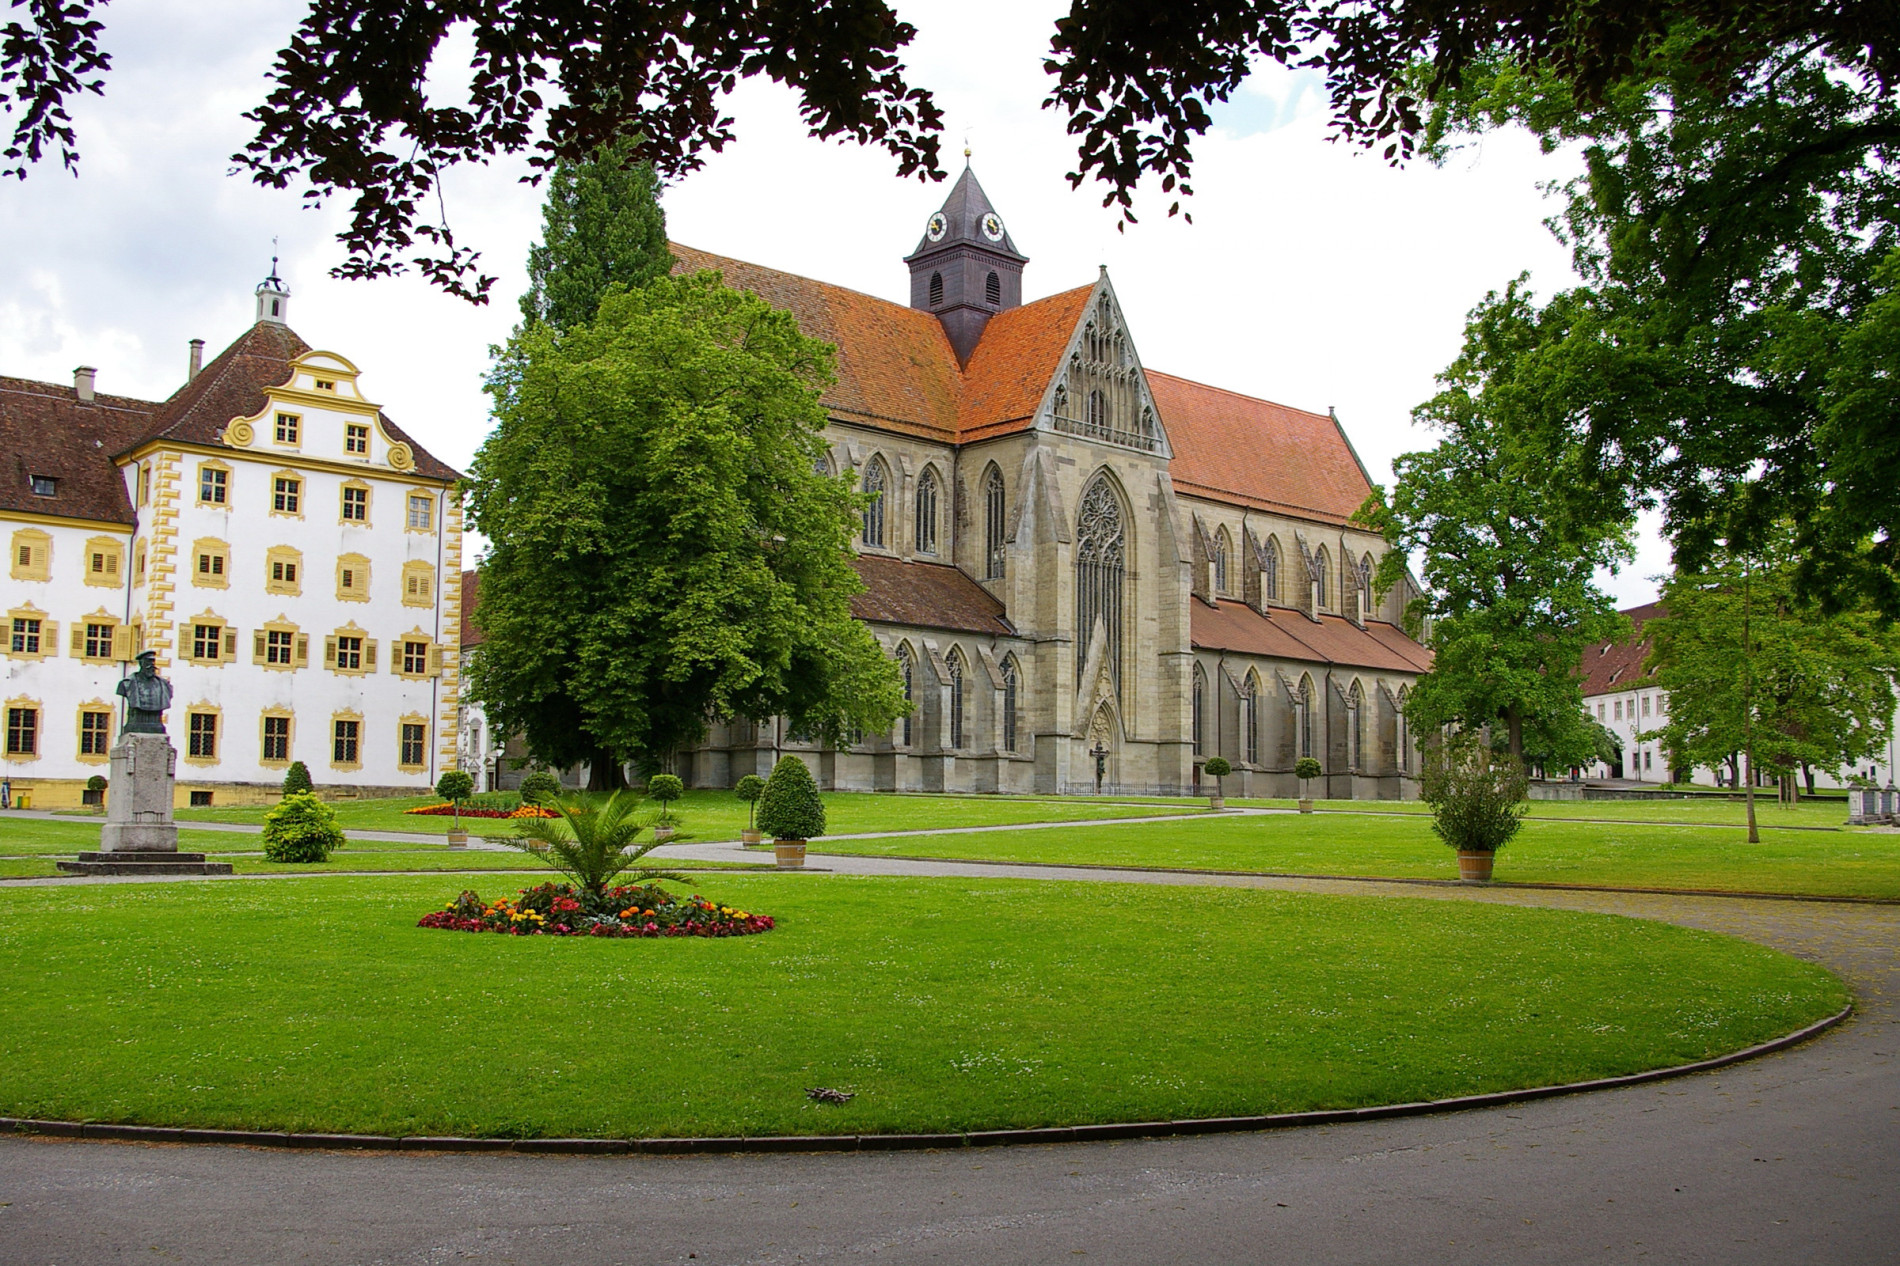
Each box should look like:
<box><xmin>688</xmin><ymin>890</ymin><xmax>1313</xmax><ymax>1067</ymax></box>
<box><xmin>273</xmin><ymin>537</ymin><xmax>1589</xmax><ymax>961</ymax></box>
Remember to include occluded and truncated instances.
<box><xmin>255</xmin><ymin>242</ymin><xmax>290</xmax><ymax>325</ymax></box>
<box><xmin>904</xmin><ymin>167</ymin><xmax>1027</xmax><ymax>365</ymax></box>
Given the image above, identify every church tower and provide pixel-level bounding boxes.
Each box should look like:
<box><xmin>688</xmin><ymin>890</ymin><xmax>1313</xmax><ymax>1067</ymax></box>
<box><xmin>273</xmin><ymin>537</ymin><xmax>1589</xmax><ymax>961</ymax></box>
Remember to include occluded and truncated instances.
<box><xmin>905</xmin><ymin>165</ymin><xmax>1027</xmax><ymax>365</ymax></box>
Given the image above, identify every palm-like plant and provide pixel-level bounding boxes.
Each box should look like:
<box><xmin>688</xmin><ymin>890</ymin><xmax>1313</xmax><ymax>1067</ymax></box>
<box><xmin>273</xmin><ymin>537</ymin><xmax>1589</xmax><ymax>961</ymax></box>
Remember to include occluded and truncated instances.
<box><xmin>500</xmin><ymin>791</ymin><xmax>683</xmax><ymax>896</ymax></box>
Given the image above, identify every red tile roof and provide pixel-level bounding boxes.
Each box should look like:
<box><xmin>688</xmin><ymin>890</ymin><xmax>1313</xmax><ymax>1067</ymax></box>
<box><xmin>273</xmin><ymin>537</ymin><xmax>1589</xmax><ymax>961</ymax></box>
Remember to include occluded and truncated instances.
<box><xmin>849</xmin><ymin>555</ymin><xmax>1013</xmax><ymax>636</ymax></box>
<box><xmin>956</xmin><ymin>286</ymin><xmax>1093</xmax><ymax>443</ymax></box>
<box><xmin>140</xmin><ymin>322</ymin><xmax>459</xmax><ymax>482</ymax></box>
<box><xmin>1148</xmin><ymin>371</ymin><xmax>1374</xmax><ymax>525</ymax></box>
<box><xmin>460</xmin><ymin>569</ymin><xmax>483</xmax><ymax>648</ymax></box>
<box><xmin>1580</xmin><ymin>602</ymin><xmax>1666</xmax><ymax>696</ymax></box>
<box><xmin>1192</xmin><ymin>599</ymin><xmax>1431</xmax><ymax>673</ymax></box>
<box><xmin>0</xmin><ymin>376</ymin><xmax>153</xmax><ymax>525</ymax></box>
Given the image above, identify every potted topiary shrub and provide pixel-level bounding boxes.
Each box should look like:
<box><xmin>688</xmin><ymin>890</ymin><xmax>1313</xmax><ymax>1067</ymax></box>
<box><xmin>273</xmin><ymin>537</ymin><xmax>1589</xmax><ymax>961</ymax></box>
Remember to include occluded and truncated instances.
<box><xmin>1294</xmin><ymin>757</ymin><xmax>1322</xmax><ymax>812</ymax></box>
<box><xmin>756</xmin><ymin>755</ymin><xmax>824</xmax><ymax>869</ymax></box>
<box><xmin>261</xmin><ymin>791</ymin><xmax>345</xmax><ymax>863</ymax></box>
<box><xmin>517</xmin><ymin>769</ymin><xmax>562</xmax><ymax>807</ymax></box>
<box><xmin>735</xmin><ymin>774</ymin><xmax>766</xmax><ymax>845</ymax></box>
<box><xmin>1420</xmin><ymin>735</ymin><xmax>1529</xmax><ymax>884</ymax></box>
<box><xmin>435</xmin><ymin>769</ymin><xmax>475</xmax><ymax>847</ymax></box>
<box><xmin>82</xmin><ymin>774</ymin><xmax>106</xmax><ymax>810</ymax></box>
<box><xmin>282</xmin><ymin>760</ymin><xmax>313</xmax><ymax>797</ymax></box>
<box><xmin>646</xmin><ymin>773</ymin><xmax>684</xmax><ymax>842</ymax></box>
<box><xmin>1201</xmin><ymin>757</ymin><xmax>1231</xmax><ymax>810</ymax></box>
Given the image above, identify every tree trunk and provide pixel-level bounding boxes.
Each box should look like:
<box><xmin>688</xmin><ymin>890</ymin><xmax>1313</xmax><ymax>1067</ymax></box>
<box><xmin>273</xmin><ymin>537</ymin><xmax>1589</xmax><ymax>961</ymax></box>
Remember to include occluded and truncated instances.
<box><xmin>1505</xmin><ymin>708</ymin><xmax>1524</xmax><ymax>764</ymax></box>
<box><xmin>586</xmin><ymin>744</ymin><xmax>626</xmax><ymax>792</ymax></box>
<box><xmin>1743</xmin><ymin>745</ymin><xmax>1759</xmax><ymax>843</ymax></box>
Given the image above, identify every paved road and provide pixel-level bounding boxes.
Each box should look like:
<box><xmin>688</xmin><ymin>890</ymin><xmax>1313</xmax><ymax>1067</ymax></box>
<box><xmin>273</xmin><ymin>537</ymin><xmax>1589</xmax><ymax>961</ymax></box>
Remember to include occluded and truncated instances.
<box><xmin>2</xmin><ymin>873</ymin><xmax>1896</xmax><ymax>1264</ymax></box>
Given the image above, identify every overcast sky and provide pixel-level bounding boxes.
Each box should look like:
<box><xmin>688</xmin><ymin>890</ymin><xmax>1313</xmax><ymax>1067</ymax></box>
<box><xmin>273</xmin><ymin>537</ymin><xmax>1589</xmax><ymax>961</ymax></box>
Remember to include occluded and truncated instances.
<box><xmin>0</xmin><ymin>0</ymin><xmax>1668</xmax><ymax>604</ymax></box>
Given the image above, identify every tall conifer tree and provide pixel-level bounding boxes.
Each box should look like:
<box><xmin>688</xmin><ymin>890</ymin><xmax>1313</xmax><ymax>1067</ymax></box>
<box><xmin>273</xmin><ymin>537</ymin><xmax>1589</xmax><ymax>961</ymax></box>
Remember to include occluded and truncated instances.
<box><xmin>519</xmin><ymin>137</ymin><xmax>672</xmax><ymax>331</ymax></box>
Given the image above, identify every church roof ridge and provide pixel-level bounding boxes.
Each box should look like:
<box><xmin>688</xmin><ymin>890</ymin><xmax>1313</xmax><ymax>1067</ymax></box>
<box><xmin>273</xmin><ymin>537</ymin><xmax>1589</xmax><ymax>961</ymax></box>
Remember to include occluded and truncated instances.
<box><xmin>1142</xmin><ymin>367</ymin><xmax>1331</xmax><ymax>423</ymax></box>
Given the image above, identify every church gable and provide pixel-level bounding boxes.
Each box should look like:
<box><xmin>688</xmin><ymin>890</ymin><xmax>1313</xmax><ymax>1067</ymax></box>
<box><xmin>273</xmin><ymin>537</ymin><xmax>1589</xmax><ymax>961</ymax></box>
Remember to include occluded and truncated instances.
<box><xmin>1034</xmin><ymin>281</ymin><xmax>1170</xmax><ymax>459</ymax></box>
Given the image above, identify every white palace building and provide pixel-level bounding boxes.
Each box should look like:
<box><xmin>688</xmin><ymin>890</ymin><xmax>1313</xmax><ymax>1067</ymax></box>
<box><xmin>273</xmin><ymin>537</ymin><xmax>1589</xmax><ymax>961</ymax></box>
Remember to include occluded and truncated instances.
<box><xmin>0</xmin><ymin>270</ymin><xmax>464</xmax><ymax>808</ymax></box>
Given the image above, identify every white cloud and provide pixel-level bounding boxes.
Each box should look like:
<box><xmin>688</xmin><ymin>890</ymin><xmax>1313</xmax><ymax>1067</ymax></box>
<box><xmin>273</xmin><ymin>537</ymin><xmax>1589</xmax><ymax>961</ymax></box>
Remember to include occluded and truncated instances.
<box><xmin>0</xmin><ymin>0</ymin><xmax>1663</xmax><ymax>605</ymax></box>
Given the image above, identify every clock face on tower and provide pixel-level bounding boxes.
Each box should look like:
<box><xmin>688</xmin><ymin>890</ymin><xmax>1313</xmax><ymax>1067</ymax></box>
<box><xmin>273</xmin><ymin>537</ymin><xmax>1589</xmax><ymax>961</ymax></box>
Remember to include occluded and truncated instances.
<box><xmin>926</xmin><ymin>212</ymin><xmax>948</xmax><ymax>242</ymax></box>
<box><xmin>981</xmin><ymin>212</ymin><xmax>1004</xmax><ymax>242</ymax></box>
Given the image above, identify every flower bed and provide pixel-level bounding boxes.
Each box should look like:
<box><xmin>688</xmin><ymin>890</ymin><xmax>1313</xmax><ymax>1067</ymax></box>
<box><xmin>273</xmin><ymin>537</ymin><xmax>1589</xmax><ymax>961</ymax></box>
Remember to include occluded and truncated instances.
<box><xmin>418</xmin><ymin>883</ymin><xmax>775</xmax><ymax>938</ymax></box>
<box><xmin>404</xmin><ymin>802</ymin><xmax>557</xmax><ymax>819</ymax></box>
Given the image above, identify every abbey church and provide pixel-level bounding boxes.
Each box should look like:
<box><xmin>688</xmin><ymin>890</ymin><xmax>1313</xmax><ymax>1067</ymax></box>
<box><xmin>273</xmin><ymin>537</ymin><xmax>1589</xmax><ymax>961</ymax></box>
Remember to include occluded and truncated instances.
<box><xmin>664</xmin><ymin>169</ymin><xmax>1432</xmax><ymax>799</ymax></box>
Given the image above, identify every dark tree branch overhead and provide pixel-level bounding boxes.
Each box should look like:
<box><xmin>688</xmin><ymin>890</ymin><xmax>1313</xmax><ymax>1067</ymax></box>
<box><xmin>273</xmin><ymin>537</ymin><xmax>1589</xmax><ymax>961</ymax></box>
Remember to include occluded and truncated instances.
<box><xmin>2</xmin><ymin>0</ymin><xmax>1894</xmax><ymax>299</ymax></box>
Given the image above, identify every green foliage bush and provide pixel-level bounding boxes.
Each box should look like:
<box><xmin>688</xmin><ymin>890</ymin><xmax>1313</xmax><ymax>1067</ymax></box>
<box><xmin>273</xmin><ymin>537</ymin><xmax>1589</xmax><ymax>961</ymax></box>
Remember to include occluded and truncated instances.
<box><xmin>756</xmin><ymin>755</ymin><xmax>825</xmax><ymax>841</ymax></box>
<box><xmin>1294</xmin><ymin>757</ymin><xmax>1323</xmax><ymax>784</ymax></box>
<box><xmin>282</xmin><ymin>761</ymin><xmax>313</xmax><ymax>795</ymax></box>
<box><xmin>1202</xmin><ymin>757</ymin><xmax>1231</xmax><ymax>778</ymax></box>
<box><xmin>517</xmin><ymin>770</ymin><xmax>563</xmax><ymax>806</ymax></box>
<box><xmin>435</xmin><ymin>770</ymin><xmax>475</xmax><ymax>803</ymax></box>
<box><xmin>645</xmin><ymin>773</ymin><xmax>684</xmax><ymax>824</ymax></box>
<box><xmin>1420</xmin><ymin>736</ymin><xmax>1529</xmax><ymax>854</ymax></box>
<box><xmin>262</xmin><ymin>792</ymin><xmax>345</xmax><ymax>863</ymax></box>
<box><xmin>85</xmin><ymin>774</ymin><xmax>106</xmax><ymax>792</ymax></box>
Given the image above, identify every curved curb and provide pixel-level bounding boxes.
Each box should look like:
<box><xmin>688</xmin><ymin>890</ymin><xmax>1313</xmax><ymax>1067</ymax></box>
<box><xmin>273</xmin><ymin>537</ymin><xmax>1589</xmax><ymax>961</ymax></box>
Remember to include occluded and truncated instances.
<box><xmin>0</xmin><ymin>1003</ymin><xmax>1851</xmax><ymax>1158</ymax></box>
<box><xmin>815</xmin><ymin>851</ymin><xmax>1900</xmax><ymax>906</ymax></box>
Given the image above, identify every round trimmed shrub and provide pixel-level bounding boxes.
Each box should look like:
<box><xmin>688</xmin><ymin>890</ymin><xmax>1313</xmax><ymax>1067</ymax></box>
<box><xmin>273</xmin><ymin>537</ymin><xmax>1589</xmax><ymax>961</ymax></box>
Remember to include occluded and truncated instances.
<box><xmin>755</xmin><ymin>755</ymin><xmax>825</xmax><ymax>841</ymax></box>
<box><xmin>85</xmin><ymin>774</ymin><xmax>107</xmax><ymax>792</ymax></box>
<box><xmin>435</xmin><ymin>770</ymin><xmax>475</xmax><ymax>804</ymax></box>
<box><xmin>262</xmin><ymin>792</ymin><xmax>345</xmax><ymax>863</ymax></box>
<box><xmin>734</xmin><ymin>774</ymin><xmax>765</xmax><ymax>828</ymax></box>
<box><xmin>517</xmin><ymin>770</ymin><xmax>562</xmax><ymax>806</ymax></box>
<box><xmin>1294</xmin><ymin>757</ymin><xmax>1323</xmax><ymax>783</ymax></box>
<box><xmin>281</xmin><ymin>761</ymin><xmax>313</xmax><ymax>796</ymax></box>
<box><xmin>1202</xmin><ymin>757</ymin><xmax>1231</xmax><ymax>778</ymax></box>
<box><xmin>646</xmin><ymin>773</ymin><xmax>684</xmax><ymax>823</ymax></box>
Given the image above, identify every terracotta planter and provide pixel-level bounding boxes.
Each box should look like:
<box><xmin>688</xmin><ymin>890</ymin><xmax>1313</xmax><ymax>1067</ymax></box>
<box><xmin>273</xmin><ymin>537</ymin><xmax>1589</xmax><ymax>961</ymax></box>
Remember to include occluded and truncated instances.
<box><xmin>740</xmin><ymin>829</ymin><xmax>763</xmax><ymax>847</ymax></box>
<box><xmin>447</xmin><ymin>827</ymin><xmax>468</xmax><ymax>849</ymax></box>
<box><xmin>1297</xmin><ymin>799</ymin><xmax>1314</xmax><ymax>813</ymax></box>
<box><xmin>774</xmin><ymin>839</ymin><xmax>807</xmax><ymax>869</ymax></box>
<box><xmin>1457</xmin><ymin>850</ymin><xmax>1496</xmax><ymax>884</ymax></box>
<box><xmin>652</xmin><ymin>825</ymin><xmax>676</xmax><ymax>844</ymax></box>
<box><xmin>1207</xmin><ymin>796</ymin><xmax>1225</xmax><ymax>811</ymax></box>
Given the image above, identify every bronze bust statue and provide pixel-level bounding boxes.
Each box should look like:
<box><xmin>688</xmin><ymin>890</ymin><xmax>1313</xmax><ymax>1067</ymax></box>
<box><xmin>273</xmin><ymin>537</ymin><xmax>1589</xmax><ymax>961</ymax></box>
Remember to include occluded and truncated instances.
<box><xmin>116</xmin><ymin>650</ymin><xmax>173</xmax><ymax>735</ymax></box>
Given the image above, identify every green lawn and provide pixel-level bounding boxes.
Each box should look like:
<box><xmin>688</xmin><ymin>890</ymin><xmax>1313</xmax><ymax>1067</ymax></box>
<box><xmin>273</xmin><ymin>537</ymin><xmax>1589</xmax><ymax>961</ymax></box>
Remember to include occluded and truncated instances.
<box><xmin>819</xmin><ymin>814</ymin><xmax>1900</xmax><ymax>899</ymax></box>
<box><xmin>162</xmin><ymin>790</ymin><xmax>1201</xmax><ymax>839</ymax></box>
<box><xmin>0</xmin><ymin>875</ymin><xmax>1842</xmax><ymax>1140</ymax></box>
<box><xmin>1213</xmin><ymin>797</ymin><xmax>1850</xmax><ymax>829</ymax></box>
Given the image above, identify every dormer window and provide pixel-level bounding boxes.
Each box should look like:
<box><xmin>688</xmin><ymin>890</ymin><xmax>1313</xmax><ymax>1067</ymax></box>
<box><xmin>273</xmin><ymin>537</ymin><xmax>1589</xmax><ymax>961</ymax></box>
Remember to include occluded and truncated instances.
<box><xmin>28</xmin><ymin>475</ymin><xmax>55</xmax><ymax>497</ymax></box>
<box><xmin>274</xmin><ymin>412</ymin><xmax>300</xmax><ymax>445</ymax></box>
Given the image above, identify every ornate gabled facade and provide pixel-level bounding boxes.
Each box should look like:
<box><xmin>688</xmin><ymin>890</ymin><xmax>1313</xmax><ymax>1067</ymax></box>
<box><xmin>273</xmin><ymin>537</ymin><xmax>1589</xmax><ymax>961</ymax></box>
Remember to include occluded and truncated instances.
<box><xmin>0</xmin><ymin>271</ymin><xmax>463</xmax><ymax>806</ymax></box>
<box><xmin>658</xmin><ymin>168</ymin><xmax>1432</xmax><ymax>798</ymax></box>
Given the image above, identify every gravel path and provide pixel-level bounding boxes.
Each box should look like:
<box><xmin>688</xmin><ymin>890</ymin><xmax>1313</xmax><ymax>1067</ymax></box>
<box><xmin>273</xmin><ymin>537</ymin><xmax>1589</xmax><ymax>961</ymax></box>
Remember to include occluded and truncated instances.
<box><xmin>1</xmin><ymin>859</ymin><xmax>1895</xmax><ymax>1263</ymax></box>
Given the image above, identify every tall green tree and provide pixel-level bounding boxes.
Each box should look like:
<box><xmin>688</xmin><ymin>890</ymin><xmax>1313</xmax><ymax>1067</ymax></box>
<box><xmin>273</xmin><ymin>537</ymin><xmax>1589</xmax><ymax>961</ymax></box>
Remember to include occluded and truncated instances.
<box><xmin>1358</xmin><ymin>279</ymin><xmax>1632</xmax><ymax>769</ymax></box>
<box><xmin>1649</xmin><ymin>530</ymin><xmax>1900</xmax><ymax>837</ymax></box>
<box><xmin>465</xmin><ymin>272</ymin><xmax>907</xmax><ymax>783</ymax></box>
<box><xmin>520</xmin><ymin>137</ymin><xmax>672</xmax><ymax>332</ymax></box>
<box><xmin>1422</xmin><ymin>32</ymin><xmax>1900</xmax><ymax>616</ymax></box>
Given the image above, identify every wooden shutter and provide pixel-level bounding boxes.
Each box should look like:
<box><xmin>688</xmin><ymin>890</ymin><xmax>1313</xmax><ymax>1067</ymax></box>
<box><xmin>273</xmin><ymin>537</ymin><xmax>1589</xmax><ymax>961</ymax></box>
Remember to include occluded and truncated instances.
<box><xmin>42</xmin><ymin>620</ymin><xmax>56</xmax><ymax>654</ymax></box>
<box><xmin>294</xmin><ymin>635</ymin><xmax>309</xmax><ymax>668</ymax></box>
<box><xmin>112</xmin><ymin>626</ymin><xmax>135</xmax><ymax>661</ymax></box>
<box><xmin>253</xmin><ymin>631</ymin><xmax>267</xmax><ymax>664</ymax></box>
<box><xmin>70</xmin><ymin>626</ymin><xmax>84</xmax><ymax>655</ymax></box>
<box><xmin>223</xmin><ymin>629</ymin><xmax>238</xmax><ymax>659</ymax></box>
<box><xmin>323</xmin><ymin>636</ymin><xmax>337</xmax><ymax>668</ymax></box>
<box><xmin>428</xmin><ymin>646</ymin><xmax>443</xmax><ymax>677</ymax></box>
<box><xmin>363</xmin><ymin>639</ymin><xmax>377</xmax><ymax>669</ymax></box>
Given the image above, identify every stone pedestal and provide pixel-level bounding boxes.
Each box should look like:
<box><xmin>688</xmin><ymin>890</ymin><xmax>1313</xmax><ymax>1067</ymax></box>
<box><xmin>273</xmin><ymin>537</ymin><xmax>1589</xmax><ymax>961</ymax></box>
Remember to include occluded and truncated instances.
<box><xmin>99</xmin><ymin>732</ymin><xmax>178</xmax><ymax>852</ymax></box>
<box><xmin>58</xmin><ymin>732</ymin><xmax>231</xmax><ymax>876</ymax></box>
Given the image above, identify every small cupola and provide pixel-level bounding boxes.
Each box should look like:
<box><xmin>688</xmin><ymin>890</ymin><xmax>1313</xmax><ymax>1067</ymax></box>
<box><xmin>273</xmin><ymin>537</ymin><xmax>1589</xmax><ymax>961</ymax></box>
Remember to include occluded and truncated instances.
<box><xmin>904</xmin><ymin>163</ymin><xmax>1028</xmax><ymax>365</ymax></box>
<box><xmin>255</xmin><ymin>256</ymin><xmax>290</xmax><ymax>325</ymax></box>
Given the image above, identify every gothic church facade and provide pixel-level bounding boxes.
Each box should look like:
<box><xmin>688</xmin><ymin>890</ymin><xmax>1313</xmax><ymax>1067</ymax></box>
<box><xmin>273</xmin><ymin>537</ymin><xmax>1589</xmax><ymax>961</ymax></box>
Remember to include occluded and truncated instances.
<box><xmin>671</xmin><ymin>170</ymin><xmax>1431</xmax><ymax>799</ymax></box>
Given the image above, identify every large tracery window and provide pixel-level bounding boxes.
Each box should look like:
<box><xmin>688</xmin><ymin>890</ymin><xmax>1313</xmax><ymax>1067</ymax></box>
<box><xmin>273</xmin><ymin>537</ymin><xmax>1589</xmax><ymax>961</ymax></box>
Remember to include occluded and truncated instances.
<box><xmin>1075</xmin><ymin>475</ymin><xmax>1126</xmax><ymax>698</ymax></box>
<box><xmin>915</xmin><ymin>467</ymin><xmax>940</xmax><ymax>556</ymax></box>
<box><xmin>862</xmin><ymin>458</ymin><xmax>889</xmax><ymax>548</ymax></box>
<box><xmin>984</xmin><ymin>465</ymin><xmax>1007</xmax><ymax>579</ymax></box>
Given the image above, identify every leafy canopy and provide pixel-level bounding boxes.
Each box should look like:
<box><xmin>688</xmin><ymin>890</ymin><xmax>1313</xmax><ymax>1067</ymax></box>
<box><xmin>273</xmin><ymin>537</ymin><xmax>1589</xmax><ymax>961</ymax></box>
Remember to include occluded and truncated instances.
<box><xmin>465</xmin><ymin>271</ymin><xmax>907</xmax><ymax>773</ymax></box>
<box><xmin>1648</xmin><ymin>529</ymin><xmax>1900</xmax><ymax>785</ymax></box>
<box><xmin>1422</xmin><ymin>33</ymin><xmax>1900</xmax><ymax>616</ymax></box>
<box><xmin>1357</xmin><ymin>278</ymin><xmax>1631</xmax><ymax>767</ymax></box>
<box><xmin>9</xmin><ymin>4</ymin><xmax>1890</xmax><ymax>297</ymax></box>
<box><xmin>520</xmin><ymin>138</ymin><xmax>671</xmax><ymax>332</ymax></box>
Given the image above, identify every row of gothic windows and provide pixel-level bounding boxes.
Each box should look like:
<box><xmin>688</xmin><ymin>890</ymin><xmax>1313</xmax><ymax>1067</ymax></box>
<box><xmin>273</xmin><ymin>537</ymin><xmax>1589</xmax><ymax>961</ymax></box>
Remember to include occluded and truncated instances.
<box><xmin>1191</xmin><ymin>666</ymin><xmax>1410</xmax><ymax>773</ymax></box>
<box><xmin>856</xmin><ymin>457</ymin><xmax>1010</xmax><ymax>581</ymax></box>
<box><xmin>892</xmin><ymin>643</ymin><xmax>1021</xmax><ymax>753</ymax></box>
<box><xmin>1210</xmin><ymin>531</ymin><xmax>1378</xmax><ymax>616</ymax></box>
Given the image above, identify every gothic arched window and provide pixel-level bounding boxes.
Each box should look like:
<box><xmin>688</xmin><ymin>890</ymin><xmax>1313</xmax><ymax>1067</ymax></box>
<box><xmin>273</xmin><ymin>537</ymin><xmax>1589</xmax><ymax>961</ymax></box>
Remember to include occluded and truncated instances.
<box><xmin>1264</xmin><ymin>537</ymin><xmax>1281</xmax><ymax>603</ymax></box>
<box><xmin>983</xmin><ymin>465</ymin><xmax>1007</xmax><ymax>579</ymax></box>
<box><xmin>896</xmin><ymin>644</ymin><xmax>914</xmax><ymax>746</ymax></box>
<box><xmin>1297</xmin><ymin>675</ymin><xmax>1315</xmax><ymax>761</ymax></box>
<box><xmin>928</xmin><ymin>272</ymin><xmax>944</xmax><ymax>306</ymax></box>
<box><xmin>947</xmin><ymin>648</ymin><xmax>966</xmax><ymax>748</ymax></box>
<box><xmin>1313</xmin><ymin>546</ymin><xmax>1330</xmax><ymax>610</ymax></box>
<box><xmin>861</xmin><ymin>458</ymin><xmax>888</xmax><ymax>548</ymax></box>
<box><xmin>1242</xmin><ymin>672</ymin><xmax>1259</xmax><ymax>765</ymax></box>
<box><xmin>915</xmin><ymin>466</ymin><xmax>940</xmax><ymax>556</ymax></box>
<box><xmin>1214</xmin><ymin>529</ymin><xmax>1231</xmax><ymax>595</ymax></box>
<box><xmin>1348</xmin><ymin>680</ymin><xmax>1365</xmax><ymax>770</ymax></box>
<box><xmin>1086</xmin><ymin>389</ymin><xmax>1109</xmax><ymax>436</ymax></box>
<box><xmin>986</xmin><ymin>271</ymin><xmax>1001</xmax><ymax>306</ymax></box>
<box><xmin>1358</xmin><ymin>554</ymin><xmax>1374</xmax><ymax>619</ymax></box>
<box><xmin>1396</xmin><ymin>685</ymin><xmax>1411</xmax><ymax>773</ymax></box>
<box><xmin>1001</xmin><ymin>655</ymin><xmax>1019</xmax><ymax>751</ymax></box>
<box><xmin>1076</xmin><ymin>475</ymin><xmax>1126</xmax><ymax>697</ymax></box>
<box><xmin>1192</xmin><ymin>664</ymin><xmax>1207</xmax><ymax>756</ymax></box>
